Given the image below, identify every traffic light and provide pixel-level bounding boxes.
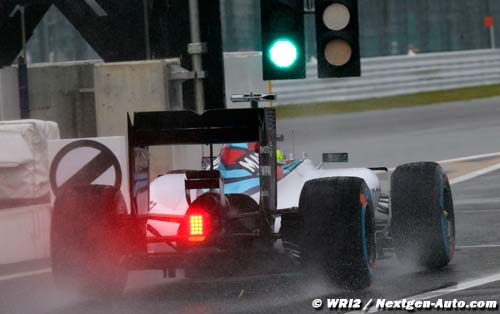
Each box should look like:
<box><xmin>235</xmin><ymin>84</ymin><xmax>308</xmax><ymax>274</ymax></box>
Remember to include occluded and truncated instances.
<box><xmin>261</xmin><ymin>0</ymin><xmax>306</xmax><ymax>80</ymax></box>
<box><xmin>315</xmin><ymin>0</ymin><xmax>360</xmax><ymax>78</ymax></box>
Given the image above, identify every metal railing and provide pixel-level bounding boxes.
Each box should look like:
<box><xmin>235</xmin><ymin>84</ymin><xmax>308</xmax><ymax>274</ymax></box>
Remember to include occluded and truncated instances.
<box><xmin>272</xmin><ymin>49</ymin><xmax>500</xmax><ymax>105</ymax></box>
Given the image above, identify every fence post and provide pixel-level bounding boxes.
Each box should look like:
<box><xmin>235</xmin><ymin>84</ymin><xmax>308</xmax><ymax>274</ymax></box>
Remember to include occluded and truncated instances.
<box><xmin>17</xmin><ymin>56</ymin><xmax>30</xmax><ymax>119</ymax></box>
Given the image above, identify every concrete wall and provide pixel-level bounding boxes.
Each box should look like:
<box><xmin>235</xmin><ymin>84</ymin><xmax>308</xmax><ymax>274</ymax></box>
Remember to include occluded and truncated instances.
<box><xmin>94</xmin><ymin>59</ymin><xmax>177</xmax><ymax>136</ymax></box>
<box><xmin>0</xmin><ymin>67</ymin><xmax>21</xmax><ymax>120</ymax></box>
<box><xmin>94</xmin><ymin>59</ymin><xmax>202</xmax><ymax>178</ymax></box>
<box><xmin>28</xmin><ymin>60</ymin><xmax>99</xmax><ymax>139</ymax></box>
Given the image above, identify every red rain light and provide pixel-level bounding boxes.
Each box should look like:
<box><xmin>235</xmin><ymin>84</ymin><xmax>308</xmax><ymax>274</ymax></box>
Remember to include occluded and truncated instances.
<box><xmin>188</xmin><ymin>214</ymin><xmax>206</xmax><ymax>242</ymax></box>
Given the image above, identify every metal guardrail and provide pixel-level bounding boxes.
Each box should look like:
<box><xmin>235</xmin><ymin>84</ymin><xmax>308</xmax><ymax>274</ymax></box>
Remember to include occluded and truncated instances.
<box><xmin>272</xmin><ymin>49</ymin><xmax>500</xmax><ymax>105</ymax></box>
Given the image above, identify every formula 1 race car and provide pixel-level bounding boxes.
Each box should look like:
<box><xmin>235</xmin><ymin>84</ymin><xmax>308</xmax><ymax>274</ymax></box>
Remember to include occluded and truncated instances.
<box><xmin>50</xmin><ymin>108</ymin><xmax>456</xmax><ymax>297</ymax></box>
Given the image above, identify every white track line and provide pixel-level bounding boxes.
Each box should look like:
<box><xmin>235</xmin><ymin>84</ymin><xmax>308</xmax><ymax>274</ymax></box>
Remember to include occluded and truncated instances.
<box><xmin>349</xmin><ymin>272</ymin><xmax>500</xmax><ymax>314</ymax></box>
<box><xmin>388</xmin><ymin>153</ymin><xmax>500</xmax><ymax>173</ymax></box>
<box><xmin>0</xmin><ymin>268</ymin><xmax>51</xmax><ymax>282</ymax></box>
<box><xmin>450</xmin><ymin>162</ymin><xmax>500</xmax><ymax>185</ymax></box>
<box><xmin>439</xmin><ymin>152</ymin><xmax>500</xmax><ymax>163</ymax></box>
<box><xmin>454</xmin><ymin>198</ymin><xmax>500</xmax><ymax>205</ymax></box>
<box><xmin>457</xmin><ymin>209</ymin><xmax>500</xmax><ymax>214</ymax></box>
<box><xmin>457</xmin><ymin>244</ymin><xmax>500</xmax><ymax>249</ymax></box>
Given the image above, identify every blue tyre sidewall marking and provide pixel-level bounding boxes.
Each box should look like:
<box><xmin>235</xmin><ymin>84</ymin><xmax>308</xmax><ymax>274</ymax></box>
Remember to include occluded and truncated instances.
<box><xmin>440</xmin><ymin>215</ymin><xmax>450</xmax><ymax>258</ymax></box>
<box><xmin>361</xmin><ymin>204</ymin><xmax>367</xmax><ymax>261</ymax></box>
<box><xmin>439</xmin><ymin>171</ymin><xmax>450</xmax><ymax>258</ymax></box>
<box><xmin>439</xmin><ymin>172</ymin><xmax>444</xmax><ymax>209</ymax></box>
<box><xmin>361</xmin><ymin>187</ymin><xmax>370</xmax><ymax>262</ymax></box>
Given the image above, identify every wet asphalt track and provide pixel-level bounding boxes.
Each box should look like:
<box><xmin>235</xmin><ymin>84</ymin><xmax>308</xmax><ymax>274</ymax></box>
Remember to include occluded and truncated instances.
<box><xmin>2</xmin><ymin>98</ymin><xmax>500</xmax><ymax>314</ymax></box>
<box><xmin>278</xmin><ymin>97</ymin><xmax>500</xmax><ymax>168</ymax></box>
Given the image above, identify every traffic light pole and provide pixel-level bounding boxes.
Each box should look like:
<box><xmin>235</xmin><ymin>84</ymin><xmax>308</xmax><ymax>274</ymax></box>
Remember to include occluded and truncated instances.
<box><xmin>304</xmin><ymin>0</ymin><xmax>315</xmax><ymax>13</ymax></box>
<box><xmin>188</xmin><ymin>0</ymin><xmax>206</xmax><ymax>113</ymax></box>
<box><xmin>9</xmin><ymin>5</ymin><xmax>30</xmax><ymax>119</ymax></box>
<box><xmin>490</xmin><ymin>25</ymin><xmax>496</xmax><ymax>49</ymax></box>
<box><xmin>143</xmin><ymin>0</ymin><xmax>151</xmax><ymax>59</ymax></box>
<box><xmin>9</xmin><ymin>5</ymin><xmax>27</xmax><ymax>59</ymax></box>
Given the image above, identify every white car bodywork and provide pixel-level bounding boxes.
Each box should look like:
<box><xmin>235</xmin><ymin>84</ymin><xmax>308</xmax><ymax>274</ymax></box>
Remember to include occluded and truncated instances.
<box><xmin>147</xmin><ymin>157</ymin><xmax>381</xmax><ymax>243</ymax></box>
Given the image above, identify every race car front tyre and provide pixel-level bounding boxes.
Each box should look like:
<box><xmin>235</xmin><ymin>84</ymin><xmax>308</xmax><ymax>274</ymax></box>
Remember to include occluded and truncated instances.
<box><xmin>51</xmin><ymin>185</ymin><xmax>128</xmax><ymax>298</ymax></box>
<box><xmin>300</xmin><ymin>177</ymin><xmax>375</xmax><ymax>290</ymax></box>
<box><xmin>391</xmin><ymin>162</ymin><xmax>455</xmax><ymax>269</ymax></box>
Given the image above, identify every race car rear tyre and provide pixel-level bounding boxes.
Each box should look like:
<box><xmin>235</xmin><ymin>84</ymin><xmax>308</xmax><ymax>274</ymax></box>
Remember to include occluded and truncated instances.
<box><xmin>300</xmin><ymin>177</ymin><xmax>375</xmax><ymax>290</ymax></box>
<box><xmin>51</xmin><ymin>185</ymin><xmax>128</xmax><ymax>298</ymax></box>
<box><xmin>391</xmin><ymin>162</ymin><xmax>455</xmax><ymax>269</ymax></box>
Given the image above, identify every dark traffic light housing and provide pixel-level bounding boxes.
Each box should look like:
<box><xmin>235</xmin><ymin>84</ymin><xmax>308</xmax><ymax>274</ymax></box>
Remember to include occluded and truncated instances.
<box><xmin>261</xmin><ymin>0</ymin><xmax>306</xmax><ymax>80</ymax></box>
<box><xmin>315</xmin><ymin>0</ymin><xmax>360</xmax><ymax>78</ymax></box>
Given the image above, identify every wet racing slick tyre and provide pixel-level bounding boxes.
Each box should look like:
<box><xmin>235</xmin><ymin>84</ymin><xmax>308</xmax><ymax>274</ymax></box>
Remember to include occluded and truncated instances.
<box><xmin>300</xmin><ymin>177</ymin><xmax>376</xmax><ymax>290</ymax></box>
<box><xmin>391</xmin><ymin>162</ymin><xmax>455</xmax><ymax>269</ymax></box>
<box><xmin>51</xmin><ymin>185</ymin><xmax>128</xmax><ymax>298</ymax></box>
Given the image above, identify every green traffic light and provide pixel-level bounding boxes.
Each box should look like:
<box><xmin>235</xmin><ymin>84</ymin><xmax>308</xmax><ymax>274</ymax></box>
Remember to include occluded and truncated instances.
<box><xmin>269</xmin><ymin>39</ymin><xmax>298</xmax><ymax>68</ymax></box>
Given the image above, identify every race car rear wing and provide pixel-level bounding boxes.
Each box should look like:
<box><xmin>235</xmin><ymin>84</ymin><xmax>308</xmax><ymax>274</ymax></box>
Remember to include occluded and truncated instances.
<box><xmin>127</xmin><ymin>108</ymin><xmax>277</xmax><ymax>228</ymax></box>
<box><xmin>128</xmin><ymin>109</ymin><xmax>271</xmax><ymax>145</ymax></box>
